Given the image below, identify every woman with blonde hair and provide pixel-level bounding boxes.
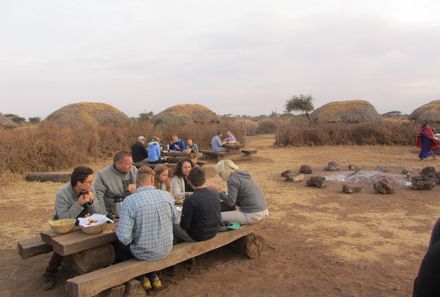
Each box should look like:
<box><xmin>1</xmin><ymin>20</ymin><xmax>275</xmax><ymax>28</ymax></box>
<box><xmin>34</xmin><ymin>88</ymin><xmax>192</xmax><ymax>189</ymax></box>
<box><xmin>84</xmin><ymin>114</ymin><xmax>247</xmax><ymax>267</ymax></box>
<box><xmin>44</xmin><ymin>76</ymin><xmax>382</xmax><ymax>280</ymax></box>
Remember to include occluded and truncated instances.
<box><xmin>154</xmin><ymin>164</ymin><xmax>171</xmax><ymax>192</ymax></box>
<box><xmin>214</xmin><ymin>160</ymin><xmax>269</xmax><ymax>225</ymax></box>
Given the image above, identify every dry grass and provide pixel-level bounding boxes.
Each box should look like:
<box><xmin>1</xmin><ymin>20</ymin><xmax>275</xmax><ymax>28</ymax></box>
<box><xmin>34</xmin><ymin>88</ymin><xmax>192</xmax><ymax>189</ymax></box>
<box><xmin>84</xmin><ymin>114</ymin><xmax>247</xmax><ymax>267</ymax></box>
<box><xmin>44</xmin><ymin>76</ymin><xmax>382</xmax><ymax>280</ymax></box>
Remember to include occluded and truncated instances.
<box><xmin>310</xmin><ymin>100</ymin><xmax>382</xmax><ymax>123</ymax></box>
<box><xmin>275</xmin><ymin>121</ymin><xmax>418</xmax><ymax>146</ymax></box>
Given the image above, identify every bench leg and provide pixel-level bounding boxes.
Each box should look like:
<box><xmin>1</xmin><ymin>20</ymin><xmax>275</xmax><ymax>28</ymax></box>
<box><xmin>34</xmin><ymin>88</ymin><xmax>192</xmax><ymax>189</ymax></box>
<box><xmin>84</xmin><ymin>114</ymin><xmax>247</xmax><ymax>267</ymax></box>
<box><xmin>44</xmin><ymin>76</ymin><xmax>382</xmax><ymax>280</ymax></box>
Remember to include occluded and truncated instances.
<box><xmin>231</xmin><ymin>233</ymin><xmax>265</xmax><ymax>259</ymax></box>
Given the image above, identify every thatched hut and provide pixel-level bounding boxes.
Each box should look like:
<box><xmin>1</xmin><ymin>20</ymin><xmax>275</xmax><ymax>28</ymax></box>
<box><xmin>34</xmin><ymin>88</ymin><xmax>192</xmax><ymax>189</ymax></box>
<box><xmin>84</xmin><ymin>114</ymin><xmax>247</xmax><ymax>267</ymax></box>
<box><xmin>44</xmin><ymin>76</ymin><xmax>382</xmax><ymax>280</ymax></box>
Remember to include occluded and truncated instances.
<box><xmin>409</xmin><ymin>100</ymin><xmax>440</xmax><ymax>123</ymax></box>
<box><xmin>45</xmin><ymin>102</ymin><xmax>129</xmax><ymax>126</ymax></box>
<box><xmin>152</xmin><ymin>104</ymin><xmax>220</xmax><ymax>126</ymax></box>
<box><xmin>310</xmin><ymin>100</ymin><xmax>382</xmax><ymax>123</ymax></box>
<box><xmin>0</xmin><ymin>113</ymin><xmax>18</xmax><ymax>129</ymax></box>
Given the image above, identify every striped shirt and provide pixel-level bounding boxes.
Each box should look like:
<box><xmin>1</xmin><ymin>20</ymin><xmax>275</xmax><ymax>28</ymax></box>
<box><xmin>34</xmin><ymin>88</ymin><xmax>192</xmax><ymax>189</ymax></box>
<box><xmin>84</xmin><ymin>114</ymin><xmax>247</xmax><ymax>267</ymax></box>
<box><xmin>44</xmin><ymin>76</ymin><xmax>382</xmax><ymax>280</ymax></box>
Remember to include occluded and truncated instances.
<box><xmin>116</xmin><ymin>186</ymin><xmax>179</xmax><ymax>261</ymax></box>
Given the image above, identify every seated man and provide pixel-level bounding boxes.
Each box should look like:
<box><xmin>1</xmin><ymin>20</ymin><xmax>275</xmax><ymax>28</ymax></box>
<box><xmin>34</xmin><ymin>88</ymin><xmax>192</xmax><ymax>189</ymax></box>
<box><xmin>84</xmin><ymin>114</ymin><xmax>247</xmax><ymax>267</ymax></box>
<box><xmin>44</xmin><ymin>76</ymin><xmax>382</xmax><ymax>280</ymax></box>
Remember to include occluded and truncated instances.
<box><xmin>42</xmin><ymin>166</ymin><xmax>104</xmax><ymax>290</ymax></box>
<box><xmin>211</xmin><ymin>131</ymin><xmax>228</xmax><ymax>152</ymax></box>
<box><xmin>115</xmin><ymin>166</ymin><xmax>179</xmax><ymax>290</ymax></box>
<box><xmin>147</xmin><ymin>136</ymin><xmax>162</xmax><ymax>164</ymax></box>
<box><xmin>94</xmin><ymin>151</ymin><xmax>137</xmax><ymax>214</ymax></box>
<box><xmin>168</xmin><ymin>134</ymin><xmax>186</xmax><ymax>152</ymax></box>
<box><xmin>223</xmin><ymin>131</ymin><xmax>237</xmax><ymax>143</ymax></box>
<box><xmin>186</xmin><ymin>137</ymin><xmax>199</xmax><ymax>153</ymax></box>
<box><xmin>131</xmin><ymin>136</ymin><xmax>148</xmax><ymax>163</ymax></box>
<box><xmin>174</xmin><ymin>167</ymin><xmax>221</xmax><ymax>242</ymax></box>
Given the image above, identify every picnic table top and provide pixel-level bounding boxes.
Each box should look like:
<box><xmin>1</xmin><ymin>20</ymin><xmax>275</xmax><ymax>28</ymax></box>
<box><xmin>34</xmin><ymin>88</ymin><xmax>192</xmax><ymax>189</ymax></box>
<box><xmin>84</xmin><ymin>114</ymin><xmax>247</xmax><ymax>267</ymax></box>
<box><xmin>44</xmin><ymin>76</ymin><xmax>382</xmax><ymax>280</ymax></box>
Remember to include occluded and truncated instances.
<box><xmin>162</xmin><ymin>151</ymin><xmax>200</xmax><ymax>158</ymax></box>
<box><xmin>222</xmin><ymin>142</ymin><xmax>244</xmax><ymax>149</ymax></box>
<box><xmin>41</xmin><ymin>223</ymin><xmax>117</xmax><ymax>256</ymax></box>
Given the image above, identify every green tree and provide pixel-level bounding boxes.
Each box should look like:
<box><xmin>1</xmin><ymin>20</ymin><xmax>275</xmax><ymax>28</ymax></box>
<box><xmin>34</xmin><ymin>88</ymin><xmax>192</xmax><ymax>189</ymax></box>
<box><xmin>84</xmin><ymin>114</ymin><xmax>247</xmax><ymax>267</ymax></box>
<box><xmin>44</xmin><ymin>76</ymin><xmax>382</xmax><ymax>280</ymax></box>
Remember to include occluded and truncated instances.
<box><xmin>284</xmin><ymin>94</ymin><xmax>314</xmax><ymax>121</ymax></box>
<box><xmin>138</xmin><ymin>111</ymin><xmax>154</xmax><ymax>121</ymax></box>
<box><xmin>28</xmin><ymin>117</ymin><xmax>41</xmax><ymax>124</ymax></box>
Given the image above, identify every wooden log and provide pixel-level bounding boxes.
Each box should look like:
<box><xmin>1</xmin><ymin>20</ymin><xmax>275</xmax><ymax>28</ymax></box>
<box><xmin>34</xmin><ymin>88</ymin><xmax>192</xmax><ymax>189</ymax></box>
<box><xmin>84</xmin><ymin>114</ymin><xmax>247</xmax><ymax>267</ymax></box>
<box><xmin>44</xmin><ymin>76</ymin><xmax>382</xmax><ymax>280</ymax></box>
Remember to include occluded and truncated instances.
<box><xmin>50</xmin><ymin>228</ymin><xmax>117</xmax><ymax>256</ymax></box>
<box><xmin>122</xmin><ymin>279</ymin><xmax>147</xmax><ymax>297</ymax></box>
<box><xmin>241</xmin><ymin>149</ymin><xmax>257</xmax><ymax>155</ymax></box>
<box><xmin>66</xmin><ymin>224</ymin><xmax>261</xmax><ymax>297</ymax></box>
<box><xmin>231</xmin><ymin>233</ymin><xmax>265</xmax><ymax>259</ymax></box>
<box><xmin>65</xmin><ymin>244</ymin><xmax>115</xmax><ymax>274</ymax></box>
<box><xmin>17</xmin><ymin>237</ymin><xmax>53</xmax><ymax>259</ymax></box>
<box><xmin>25</xmin><ymin>172</ymin><xmax>71</xmax><ymax>183</ymax></box>
<box><xmin>94</xmin><ymin>284</ymin><xmax>125</xmax><ymax>297</ymax></box>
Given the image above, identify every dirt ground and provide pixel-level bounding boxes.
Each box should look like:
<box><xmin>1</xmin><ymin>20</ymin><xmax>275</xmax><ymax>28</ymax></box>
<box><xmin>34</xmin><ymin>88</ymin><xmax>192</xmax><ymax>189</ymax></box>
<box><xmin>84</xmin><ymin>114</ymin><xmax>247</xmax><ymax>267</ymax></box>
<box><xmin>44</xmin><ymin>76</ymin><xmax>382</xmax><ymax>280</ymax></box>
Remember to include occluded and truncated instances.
<box><xmin>1</xmin><ymin>134</ymin><xmax>439</xmax><ymax>297</ymax></box>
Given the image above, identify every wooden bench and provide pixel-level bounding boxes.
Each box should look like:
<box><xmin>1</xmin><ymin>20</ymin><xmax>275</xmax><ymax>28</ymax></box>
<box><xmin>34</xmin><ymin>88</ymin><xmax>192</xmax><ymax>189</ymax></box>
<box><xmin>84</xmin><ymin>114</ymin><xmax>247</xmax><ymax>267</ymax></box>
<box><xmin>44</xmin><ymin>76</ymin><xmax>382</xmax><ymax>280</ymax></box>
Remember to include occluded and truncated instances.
<box><xmin>65</xmin><ymin>224</ymin><xmax>265</xmax><ymax>297</ymax></box>
<box><xmin>17</xmin><ymin>237</ymin><xmax>53</xmax><ymax>259</ymax></box>
<box><xmin>241</xmin><ymin>148</ymin><xmax>257</xmax><ymax>160</ymax></box>
<box><xmin>201</xmin><ymin>149</ymin><xmax>257</xmax><ymax>161</ymax></box>
<box><xmin>25</xmin><ymin>172</ymin><xmax>71</xmax><ymax>183</ymax></box>
<box><xmin>200</xmin><ymin>149</ymin><xmax>241</xmax><ymax>161</ymax></box>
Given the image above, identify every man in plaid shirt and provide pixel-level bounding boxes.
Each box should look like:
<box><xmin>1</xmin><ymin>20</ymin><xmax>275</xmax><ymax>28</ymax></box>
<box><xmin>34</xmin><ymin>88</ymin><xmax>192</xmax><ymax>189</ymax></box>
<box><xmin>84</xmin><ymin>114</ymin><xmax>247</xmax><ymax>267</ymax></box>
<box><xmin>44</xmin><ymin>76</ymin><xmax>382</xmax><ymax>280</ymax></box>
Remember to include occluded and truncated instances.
<box><xmin>115</xmin><ymin>166</ymin><xmax>179</xmax><ymax>290</ymax></box>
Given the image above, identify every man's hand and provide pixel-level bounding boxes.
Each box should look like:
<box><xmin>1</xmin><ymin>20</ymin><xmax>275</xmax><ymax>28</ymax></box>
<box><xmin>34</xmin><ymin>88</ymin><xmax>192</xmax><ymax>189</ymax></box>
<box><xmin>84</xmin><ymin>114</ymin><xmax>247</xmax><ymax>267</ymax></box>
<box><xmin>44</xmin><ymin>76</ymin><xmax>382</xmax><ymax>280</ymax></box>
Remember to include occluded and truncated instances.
<box><xmin>126</xmin><ymin>184</ymin><xmax>137</xmax><ymax>193</ymax></box>
<box><xmin>77</xmin><ymin>191</ymin><xmax>94</xmax><ymax>206</ymax></box>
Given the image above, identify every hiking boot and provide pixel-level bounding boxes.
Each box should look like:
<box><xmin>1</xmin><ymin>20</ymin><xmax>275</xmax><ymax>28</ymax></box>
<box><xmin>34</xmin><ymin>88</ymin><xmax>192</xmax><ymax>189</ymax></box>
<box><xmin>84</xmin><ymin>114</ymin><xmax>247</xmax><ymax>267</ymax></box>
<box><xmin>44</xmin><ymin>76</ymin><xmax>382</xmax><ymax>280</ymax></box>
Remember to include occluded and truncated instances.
<box><xmin>142</xmin><ymin>278</ymin><xmax>152</xmax><ymax>290</ymax></box>
<box><xmin>151</xmin><ymin>278</ymin><xmax>162</xmax><ymax>289</ymax></box>
<box><xmin>42</xmin><ymin>272</ymin><xmax>56</xmax><ymax>290</ymax></box>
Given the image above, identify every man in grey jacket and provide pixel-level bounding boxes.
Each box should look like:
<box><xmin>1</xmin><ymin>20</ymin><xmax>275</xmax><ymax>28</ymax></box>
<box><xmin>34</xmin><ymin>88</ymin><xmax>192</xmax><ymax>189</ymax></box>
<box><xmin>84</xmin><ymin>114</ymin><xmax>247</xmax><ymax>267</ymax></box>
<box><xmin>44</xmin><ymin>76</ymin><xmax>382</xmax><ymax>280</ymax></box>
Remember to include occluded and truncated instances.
<box><xmin>94</xmin><ymin>151</ymin><xmax>138</xmax><ymax>214</ymax></box>
<box><xmin>42</xmin><ymin>166</ymin><xmax>104</xmax><ymax>290</ymax></box>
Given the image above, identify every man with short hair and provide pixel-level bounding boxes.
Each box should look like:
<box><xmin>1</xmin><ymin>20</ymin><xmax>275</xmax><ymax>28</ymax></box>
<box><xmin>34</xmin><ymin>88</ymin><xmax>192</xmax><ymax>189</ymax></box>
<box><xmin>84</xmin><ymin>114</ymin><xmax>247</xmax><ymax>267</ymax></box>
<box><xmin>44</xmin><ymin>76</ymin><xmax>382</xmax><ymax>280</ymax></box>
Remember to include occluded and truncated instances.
<box><xmin>131</xmin><ymin>136</ymin><xmax>148</xmax><ymax>163</ymax></box>
<box><xmin>211</xmin><ymin>131</ymin><xmax>227</xmax><ymax>152</ymax></box>
<box><xmin>174</xmin><ymin>167</ymin><xmax>221</xmax><ymax>242</ymax></box>
<box><xmin>94</xmin><ymin>151</ymin><xmax>137</xmax><ymax>214</ymax></box>
<box><xmin>42</xmin><ymin>166</ymin><xmax>104</xmax><ymax>290</ymax></box>
<box><xmin>168</xmin><ymin>134</ymin><xmax>186</xmax><ymax>152</ymax></box>
<box><xmin>186</xmin><ymin>138</ymin><xmax>199</xmax><ymax>153</ymax></box>
<box><xmin>115</xmin><ymin>166</ymin><xmax>179</xmax><ymax>290</ymax></box>
<box><xmin>148</xmin><ymin>136</ymin><xmax>163</xmax><ymax>164</ymax></box>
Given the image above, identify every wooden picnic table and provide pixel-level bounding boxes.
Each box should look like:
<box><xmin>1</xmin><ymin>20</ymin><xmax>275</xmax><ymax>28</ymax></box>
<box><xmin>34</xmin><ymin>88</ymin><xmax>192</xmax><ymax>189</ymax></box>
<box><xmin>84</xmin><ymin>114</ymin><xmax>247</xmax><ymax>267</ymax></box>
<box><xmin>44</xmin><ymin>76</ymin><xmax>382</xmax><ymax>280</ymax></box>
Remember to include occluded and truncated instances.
<box><xmin>20</xmin><ymin>219</ymin><xmax>267</xmax><ymax>297</ymax></box>
<box><xmin>162</xmin><ymin>151</ymin><xmax>201</xmax><ymax>158</ymax></box>
<box><xmin>40</xmin><ymin>223</ymin><xmax>117</xmax><ymax>256</ymax></box>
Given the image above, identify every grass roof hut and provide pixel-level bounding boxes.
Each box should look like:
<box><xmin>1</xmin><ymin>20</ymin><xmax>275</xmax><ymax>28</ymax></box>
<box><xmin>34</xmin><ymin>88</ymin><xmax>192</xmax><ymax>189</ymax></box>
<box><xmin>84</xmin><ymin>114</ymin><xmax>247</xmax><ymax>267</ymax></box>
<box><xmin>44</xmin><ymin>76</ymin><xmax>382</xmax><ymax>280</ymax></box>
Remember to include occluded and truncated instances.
<box><xmin>151</xmin><ymin>104</ymin><xmax>220</xmax><ymax>126</ymax></box>
<box><xmin>409</xmin><ymin>100</ymin><xmax>440</xmax><ymax>123</ymax></box>
<box><xmin>0</xmin><ymin>113</ymin><xmax>18</xmax><ymax>129</ymax></box>
<box><xmin>310</xmin><ymin>100</ymin><xmax>382</xmax><ymax>123</ymax></box>
<box><xmin>45</xmin><ymin>102</ymin><xmax>129</xmax><ymax>126</ymax></box>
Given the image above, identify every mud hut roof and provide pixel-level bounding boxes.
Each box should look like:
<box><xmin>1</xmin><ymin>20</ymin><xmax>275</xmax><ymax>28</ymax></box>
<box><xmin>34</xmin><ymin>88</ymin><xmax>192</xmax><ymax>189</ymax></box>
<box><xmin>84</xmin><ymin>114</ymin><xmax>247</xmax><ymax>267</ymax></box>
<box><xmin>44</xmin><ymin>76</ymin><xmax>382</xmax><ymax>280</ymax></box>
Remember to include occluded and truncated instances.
<box><xmin>152</xmin><ymin>104</ymin><xmax>220</xmax><ymax>125</ymax></box>
<box><xmin>0</xmin><ymin>113</ymin><xmax>18</xmax><ymax>129</ymax></box>
<box><xmin>45</xmin><ymin>102</ymin><xmax>129</xmax><ymax>126</ymax></box>
<box><xmin>409</xmin><ymin>100</ymin><xmax>440</xmax><ymax>123</ymax></box>
<box><xmin>310</xmin><ymin>100</ymin><xmax>382</xmax><ymax>123</ymax></box>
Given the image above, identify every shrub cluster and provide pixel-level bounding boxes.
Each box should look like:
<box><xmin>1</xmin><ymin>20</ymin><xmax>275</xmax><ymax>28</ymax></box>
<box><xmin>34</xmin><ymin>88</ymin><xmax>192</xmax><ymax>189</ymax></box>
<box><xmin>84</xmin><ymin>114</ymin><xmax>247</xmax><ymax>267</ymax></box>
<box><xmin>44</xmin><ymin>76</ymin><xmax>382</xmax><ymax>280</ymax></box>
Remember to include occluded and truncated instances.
<box><xmin>0</xmin><ymin>119</ymin><xmax>250</xmax><ymax>174</ymax></box>
<box><xmin>275</xmin><ymin>120</ymin><xmax>419</xmax><ymax>146</ymax></box>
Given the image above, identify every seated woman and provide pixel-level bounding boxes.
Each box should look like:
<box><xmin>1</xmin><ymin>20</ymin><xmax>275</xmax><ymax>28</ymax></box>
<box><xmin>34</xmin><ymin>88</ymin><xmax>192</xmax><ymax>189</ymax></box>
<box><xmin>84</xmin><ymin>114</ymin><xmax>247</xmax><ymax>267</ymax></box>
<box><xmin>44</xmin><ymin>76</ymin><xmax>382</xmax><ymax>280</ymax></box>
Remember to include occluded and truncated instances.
<box><xmin>171</xmin><ymin>158</ymin><xmax>194</xmax><ymax>202</ymax></box>
<box><xmin>223</xmin><ymin>131</ymin><xmax>237</xmax><ymax>143</ymax></box>
<box><xmin>154</xmin><ymin>164</ymin><xmax>171</xmax><ymax>192</ymax></box>
<box><xmin>214</xmin><ymin>160</ymin><xmax>269</xmax><ymax>225</ymax></box>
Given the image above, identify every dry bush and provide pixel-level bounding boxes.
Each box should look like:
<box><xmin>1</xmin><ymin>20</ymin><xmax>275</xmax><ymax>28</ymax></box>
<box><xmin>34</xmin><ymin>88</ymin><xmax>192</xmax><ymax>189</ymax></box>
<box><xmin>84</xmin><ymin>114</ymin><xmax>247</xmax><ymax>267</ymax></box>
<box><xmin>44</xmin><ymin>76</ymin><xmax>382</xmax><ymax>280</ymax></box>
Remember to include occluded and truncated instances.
<box><xmin>275</xmin><ymin>121</ymin><xmax>418</xmax><ymax>146</ymax></box>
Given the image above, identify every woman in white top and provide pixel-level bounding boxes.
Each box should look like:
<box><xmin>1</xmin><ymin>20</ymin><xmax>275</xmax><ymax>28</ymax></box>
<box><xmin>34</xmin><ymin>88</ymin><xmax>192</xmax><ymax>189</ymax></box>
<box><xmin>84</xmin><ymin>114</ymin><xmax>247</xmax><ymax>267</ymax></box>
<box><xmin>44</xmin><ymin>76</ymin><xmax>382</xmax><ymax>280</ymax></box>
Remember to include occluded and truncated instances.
<box><xmin>154</xmin><ymin>164</ymin><xmax>171</xmax><ymax>192</ymax></box>
<box><xmin>171</xmin><ymin>158</ymin><xmax>195</xmax><ymax>202</ymax></box>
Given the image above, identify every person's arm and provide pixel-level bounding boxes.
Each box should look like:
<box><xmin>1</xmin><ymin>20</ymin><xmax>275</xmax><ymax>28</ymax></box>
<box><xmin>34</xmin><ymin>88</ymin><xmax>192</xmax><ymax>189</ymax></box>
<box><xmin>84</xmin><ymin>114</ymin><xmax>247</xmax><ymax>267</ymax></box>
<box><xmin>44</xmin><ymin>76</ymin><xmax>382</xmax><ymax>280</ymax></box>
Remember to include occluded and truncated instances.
<box><xmin>88</xmin><ymin>189</ymin><xmax>105</xmax><ymax>214</ymax></box>
<box><xmin>55</xmin><ymin>189</ymin><xmax>85</xmax><ymax>219</ymax></box>
<box><xmin>155</xmin><ymin>143</ymin><xmax>161</xmax><ymax>159</ymax></box>
<box><xmin>93</xmin><ymin>173</ymin><xmax>108</xmax><ymax>214</ymax></box>
<box><xmin>116</xmin><ymin>201</ymin><xmax>135</xmax><ymax>245</ymax></box>
<box><xmin>219</xmin><ymin>177</ymin><xmax>239</xmax><ymax>207</ymax></box>
<box><xmin>179</xmin><ymin>140</ymin><xmax>186</xmax><ymax>151</ymax></box>
<box><xmin>193</xmin><ymin>144</ymin><xmax>199</xmax><ymax>153</ymax></box>
<box><xmin>171</xmin><ymin>177</ymin><xmax>185</xmax><ymax>201</ymax></box>
<box><xmin>180</xmin><ymin>199</ymin><xmax>194</xmax><ymax>230</ymax></box>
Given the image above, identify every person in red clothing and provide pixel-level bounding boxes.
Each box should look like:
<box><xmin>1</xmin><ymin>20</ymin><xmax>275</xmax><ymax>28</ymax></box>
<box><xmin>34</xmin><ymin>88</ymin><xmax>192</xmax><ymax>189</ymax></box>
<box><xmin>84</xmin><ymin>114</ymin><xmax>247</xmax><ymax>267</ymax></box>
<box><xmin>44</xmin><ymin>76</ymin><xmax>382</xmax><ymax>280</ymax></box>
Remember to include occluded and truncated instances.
<box><xmin>416</xmin><ymin>122</ymin><xmax>440</xmax><ymax>160</ymax></box>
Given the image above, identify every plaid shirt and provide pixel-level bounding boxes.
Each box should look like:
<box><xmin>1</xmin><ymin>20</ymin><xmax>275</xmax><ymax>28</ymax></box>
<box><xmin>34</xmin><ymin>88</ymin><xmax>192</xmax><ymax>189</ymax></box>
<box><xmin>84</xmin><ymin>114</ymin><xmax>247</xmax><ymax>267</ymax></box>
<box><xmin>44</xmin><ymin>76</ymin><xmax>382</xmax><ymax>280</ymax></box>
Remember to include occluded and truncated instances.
<box><xmin>116</xmin><ymin>186</ymin><xmax>179</xmax><ymax>261</ymax></box>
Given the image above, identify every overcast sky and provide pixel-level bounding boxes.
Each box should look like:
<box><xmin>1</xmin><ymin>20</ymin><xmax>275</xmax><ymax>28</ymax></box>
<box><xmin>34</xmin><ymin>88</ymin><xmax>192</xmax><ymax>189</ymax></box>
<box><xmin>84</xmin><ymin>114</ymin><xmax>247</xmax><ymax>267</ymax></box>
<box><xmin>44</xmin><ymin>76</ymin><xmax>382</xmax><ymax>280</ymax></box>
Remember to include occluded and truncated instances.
<box><xmin>1</xmin><ymin>0</ymin><xmax>440</xmax><ymax>118</ymax></box>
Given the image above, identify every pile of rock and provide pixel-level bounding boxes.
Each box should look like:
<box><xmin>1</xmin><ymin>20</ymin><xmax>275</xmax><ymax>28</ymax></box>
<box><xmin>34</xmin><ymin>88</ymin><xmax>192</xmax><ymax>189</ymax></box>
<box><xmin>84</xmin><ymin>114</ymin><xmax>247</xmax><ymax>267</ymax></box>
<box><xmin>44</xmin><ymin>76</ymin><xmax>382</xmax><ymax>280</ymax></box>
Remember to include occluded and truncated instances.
<box><xmin>410</xmin><ymin>166</ymin><xmax>439</xmax><ymax>190</ymax></box>
<box><xmin>374</xmin><ymin>178</ymin><xmax>395</xmax><ymax>194</ymax></box>
<box><xmin>306</xmin><ymin>176</ymin><xmax>326</xmax><ymax>188</ymax></box>
<box><xmin>324</xmin><ymin>161</ymin><xmax>339</xmax><ymax>171</ymax></box>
